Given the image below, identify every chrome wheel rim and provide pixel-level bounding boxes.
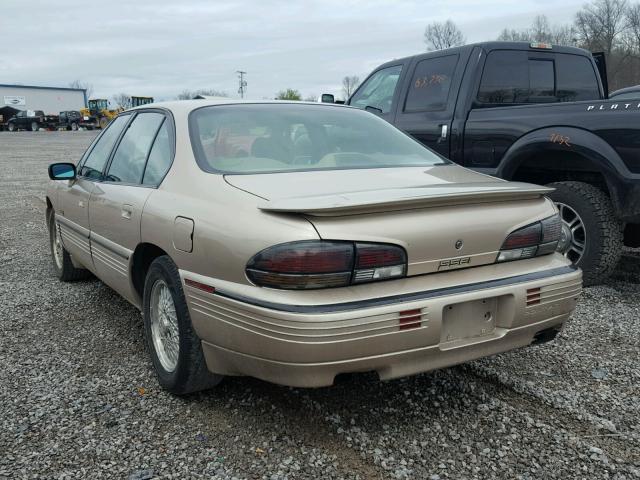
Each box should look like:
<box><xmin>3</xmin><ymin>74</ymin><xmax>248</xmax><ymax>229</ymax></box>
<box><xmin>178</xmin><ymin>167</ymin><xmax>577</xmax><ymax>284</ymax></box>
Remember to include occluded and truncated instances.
<box><xmin>52</xmin><ymin>224</ymin><xmax>63</xmax><ymax>269</ymax></box>
<box><xmin>555</xmin><ymin>202</ymin><xmax>586</xmax><ymax>264</ymax></box>
<box><xmin>150</xmin><ymin>279</ymin><xmax>180</xmax><ymax>372</ymax></box>
<box><xmin>32</xmin><ymin>122</ymin><xmax>38</xmax><ymax>131</ymax></box>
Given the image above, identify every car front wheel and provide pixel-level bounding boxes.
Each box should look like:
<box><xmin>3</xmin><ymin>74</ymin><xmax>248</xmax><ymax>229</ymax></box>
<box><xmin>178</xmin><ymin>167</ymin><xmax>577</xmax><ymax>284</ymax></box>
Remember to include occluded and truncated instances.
<box><xmin>143</xmin><ymin>255</ymin><xmax>223</xmax><ymax>395</ymax></box>
<box><xmin>547</xmin><ymin>181</ymin><xmax>623</xmax><ymax>286</ymax></box>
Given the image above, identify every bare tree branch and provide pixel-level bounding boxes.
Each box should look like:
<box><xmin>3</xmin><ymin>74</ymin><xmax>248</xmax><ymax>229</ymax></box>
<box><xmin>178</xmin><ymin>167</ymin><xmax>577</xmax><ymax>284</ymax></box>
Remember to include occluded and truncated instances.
<box><xmin>342</xmin><ymin>76</ymin><xmax>360</xmax><ymax>100</ymax></box>
<box><xmin>68</xmin><ymin>79</ymin><xmax>94</xmax><ymax>99</ymax></box>
<box><xmin>112</xmin><ymin>93</ymin><xmax>130</xmax><ymax>109</ymax></box>
<box><xmin>424</xmin><ymin>20</ymin><xmax>466</xmax><ymax>51</ymax></box>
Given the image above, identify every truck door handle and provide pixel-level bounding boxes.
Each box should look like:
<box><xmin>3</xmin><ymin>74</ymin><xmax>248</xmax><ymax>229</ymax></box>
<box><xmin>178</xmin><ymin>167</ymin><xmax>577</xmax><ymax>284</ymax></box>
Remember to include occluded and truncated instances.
<box><xmin>121</xmin><ymin>204</ymin><xmax>133</xmax><ymax>219</ymax></box>
<box><xmin>439</xmin><ymin>124</ymin><xmax>448</xmax><ymax>141</ymax></box>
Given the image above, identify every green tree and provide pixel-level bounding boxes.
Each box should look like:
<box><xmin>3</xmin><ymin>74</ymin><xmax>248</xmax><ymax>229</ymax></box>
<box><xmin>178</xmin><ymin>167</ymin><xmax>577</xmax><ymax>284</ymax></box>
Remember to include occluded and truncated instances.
<box><xmin>276</xmin><ymin>88</ymin><xmax>302</xmax><ymax>100</ymax></box>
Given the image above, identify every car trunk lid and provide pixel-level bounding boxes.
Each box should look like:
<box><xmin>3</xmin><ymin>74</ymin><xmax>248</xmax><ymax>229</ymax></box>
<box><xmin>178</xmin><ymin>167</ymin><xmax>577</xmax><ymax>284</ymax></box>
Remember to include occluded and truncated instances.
<box><xmin>225</xmin><ymin>166</ymin><xmax>554</xmax><ymax>275</ymax></box>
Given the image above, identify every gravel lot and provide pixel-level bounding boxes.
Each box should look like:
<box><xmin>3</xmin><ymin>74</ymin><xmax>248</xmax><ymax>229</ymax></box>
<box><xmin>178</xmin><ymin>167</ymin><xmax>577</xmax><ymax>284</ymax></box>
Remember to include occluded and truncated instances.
<box><xmin>1</xmin><ymin>131</ymin><xmax>638</xmax><ymax>480</ymax></box>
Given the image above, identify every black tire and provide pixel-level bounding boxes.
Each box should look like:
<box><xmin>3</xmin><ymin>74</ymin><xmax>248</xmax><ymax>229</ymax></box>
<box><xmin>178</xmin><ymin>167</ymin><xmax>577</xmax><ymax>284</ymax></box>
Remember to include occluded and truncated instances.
<box><xmin>31</xmin><ymin>121</ymin><xmax>39</xmax><ymax>132</ymax></box>
<box><xmin>547</xmin><ymin>181</ymin><xmax>623</xmax><ymax>286</ymax></box>
<box><xmin>71</xmin><ymin>122</ymin><xmax>78</xmax><ymax>131</ymax></box>
<box><xmin>7</xmin><ymin>122</ymin><xmax>15</xmax><ymax>132</ymax></box>
<box><xmin>142</xmin><ymin>255</ymin><xmax>223</xmax><ymax>395</ymax></box>
<box><xmin>49</xmin><ymin>213</ymin><xmax>92</xmax><ymax>281</ymax></box>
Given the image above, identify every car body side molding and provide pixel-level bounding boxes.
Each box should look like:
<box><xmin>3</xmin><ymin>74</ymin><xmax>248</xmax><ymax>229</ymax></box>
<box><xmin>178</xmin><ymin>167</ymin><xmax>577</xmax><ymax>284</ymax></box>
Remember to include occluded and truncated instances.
<box><xmin>214</xmin><ymin>265</ymin><xmax>578</xmax><ymax>314</ymax></box>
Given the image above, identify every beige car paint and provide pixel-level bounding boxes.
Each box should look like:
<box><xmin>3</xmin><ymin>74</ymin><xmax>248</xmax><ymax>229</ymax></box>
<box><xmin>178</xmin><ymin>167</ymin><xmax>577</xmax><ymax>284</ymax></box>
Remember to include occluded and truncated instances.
<box><xmin>89</xmin><ymin>182</ymin><xmax>153</xmax><ymax>305</ymax></box>
<box><xmin>47</xmin><ymin>100</ymin><xmax>582</xmax><ymax>388</ymax></box>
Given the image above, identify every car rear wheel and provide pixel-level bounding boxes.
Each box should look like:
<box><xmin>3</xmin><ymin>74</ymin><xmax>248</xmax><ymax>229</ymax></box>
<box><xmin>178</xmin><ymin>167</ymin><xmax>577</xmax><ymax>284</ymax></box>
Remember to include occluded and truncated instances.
<box><xmin>31</xmin><ymin>121</ymin><xmax>39</xmax><ymax>132</ymax></box>
<box><xmin>143</xmin><ymin>255</ymin><xmax>223</xmax><ymax>395</ymax></box>
<box><xmin>49</xmin><ymin>213</ymin><xmax>92</xmax><ymax>281</ymax></box>
<box><xmin>547</xmin><ymin>181</ymin><xmax>623</xmax><ymax>286</ymax></box>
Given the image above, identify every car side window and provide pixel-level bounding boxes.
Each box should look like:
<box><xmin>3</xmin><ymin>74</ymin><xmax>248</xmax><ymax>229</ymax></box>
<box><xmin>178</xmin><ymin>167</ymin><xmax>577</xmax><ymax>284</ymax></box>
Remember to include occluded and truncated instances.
<box><xmin>404</xmin><ymin>55</ymin><xmax>458</xmax><ymax>112</ymax></box>
<box><xmin>350</xmin><ymin>65</ymin><xmax>403</xmax><ymax>114</ymax></box>
<box><xmin>79</xmin><ymin>115</ymin><xmax>130</xmax><ymax>180</ymax></box>
<box><xmin>142</xmin><ymin>120</ymin><xmax>172</xmax><ymax>185</ymax></box>
<box><xmin>106</xmin><ymin>112</ymin><xmax>165</xmax><ymax>184</ymax></box>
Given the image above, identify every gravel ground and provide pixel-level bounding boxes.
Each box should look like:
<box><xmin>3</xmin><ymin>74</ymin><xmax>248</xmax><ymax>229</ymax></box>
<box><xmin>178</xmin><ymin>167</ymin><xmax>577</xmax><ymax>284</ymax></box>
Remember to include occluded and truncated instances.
<box><xmin>0</xmin><ymin>131</ymin><xmax>638</xmax><ymax>480</ymax></box>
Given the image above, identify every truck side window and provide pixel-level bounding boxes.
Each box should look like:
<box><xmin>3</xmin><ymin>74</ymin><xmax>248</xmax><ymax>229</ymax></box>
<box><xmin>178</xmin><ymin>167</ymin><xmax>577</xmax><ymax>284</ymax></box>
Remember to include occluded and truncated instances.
<box><xmin>478</xmin><ymin>51</ymin><xmax>529</xmax><ymax>104</ymax></box>
<box><xmin>556</xmin><ymin>54</ymin><xmax>601</xmax><ymax>102</ymax></box>
<box><xmin>404</xmin><ymin>55</ymin><xmax>458</xmax><ymax>112</ymax></box>
<box><xmin>350</xmin><ymin>65</ymin><xmax>403</xmax><ymax>114</ymax></box>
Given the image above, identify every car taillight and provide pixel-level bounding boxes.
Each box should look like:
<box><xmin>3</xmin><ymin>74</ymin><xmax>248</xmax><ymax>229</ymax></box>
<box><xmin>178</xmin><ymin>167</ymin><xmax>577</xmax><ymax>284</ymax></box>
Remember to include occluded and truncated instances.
<box><xmin>246</xmin><ymin>241</ymin><xmax>406</xmax><ymax>290</ymax></box>
<box><xmin>497</xmin><ymin>214</ymin><xmax>561</xmax><ymax>263</ymax></box>
<box><xmin>353</xmin><ymin>243</ymin><xmax>406</xmax><ymax>283</ymax></box>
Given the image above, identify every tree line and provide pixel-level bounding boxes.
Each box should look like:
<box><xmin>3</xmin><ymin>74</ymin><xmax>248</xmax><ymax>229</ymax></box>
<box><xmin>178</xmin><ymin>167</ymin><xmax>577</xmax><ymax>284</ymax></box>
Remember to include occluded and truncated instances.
<box><xmin>424</xmin><ymin>0</ymin><xmax>640</xmax><ymax>91</ymax></box>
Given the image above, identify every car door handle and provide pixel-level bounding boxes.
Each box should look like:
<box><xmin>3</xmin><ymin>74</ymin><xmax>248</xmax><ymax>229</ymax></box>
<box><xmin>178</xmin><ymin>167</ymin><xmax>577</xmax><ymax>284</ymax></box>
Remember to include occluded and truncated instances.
<box><xmin>121</xmin><ymin>204</ymin><xmax>133</xmax><ymax>219</ymax></box>
<box><xmin>439</xmin><ymin>124</ymin><xmax>448</xmax><ymax>142</ymax></box>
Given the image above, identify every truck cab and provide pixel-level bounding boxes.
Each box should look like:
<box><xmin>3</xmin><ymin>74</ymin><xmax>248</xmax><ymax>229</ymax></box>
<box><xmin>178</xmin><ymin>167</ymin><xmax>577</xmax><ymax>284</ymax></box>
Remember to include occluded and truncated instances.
<box><xmin>346</xmin><ymin>42</ymin><xmax>639</xmax><ymax>284</ymax></box>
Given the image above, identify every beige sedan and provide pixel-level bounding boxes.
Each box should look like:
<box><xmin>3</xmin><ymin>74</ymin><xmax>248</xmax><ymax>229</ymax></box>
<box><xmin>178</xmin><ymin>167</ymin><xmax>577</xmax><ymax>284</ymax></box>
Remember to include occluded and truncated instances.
<box><xmin>46</xmin><ymin>100</ymin><xmax>581</xmax><ymax>394</ymax></box>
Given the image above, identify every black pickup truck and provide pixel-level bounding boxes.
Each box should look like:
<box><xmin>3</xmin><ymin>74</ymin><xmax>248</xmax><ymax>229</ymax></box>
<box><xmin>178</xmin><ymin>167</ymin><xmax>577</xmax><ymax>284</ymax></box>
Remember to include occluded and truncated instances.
<box><xmin>344</xmin><ymin>41</ymin><xmax>640</xmax><ymax>285</ymax></box>
<box><xmin>6</xmin><ymin>110</ymin><xmax>58</xmax><ymax>132</ymax></box>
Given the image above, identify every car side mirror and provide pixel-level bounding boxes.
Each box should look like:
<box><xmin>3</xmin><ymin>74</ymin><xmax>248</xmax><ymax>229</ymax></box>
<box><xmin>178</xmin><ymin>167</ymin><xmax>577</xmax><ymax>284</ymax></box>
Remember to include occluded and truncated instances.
<box><xmin>320</xmin><ymin>93</ymin><xmax>335</xmax><ymax>103</ymax></box>
<box><xmin>49</xmin><ymin>162</ymin><xmax>77</xmax><ymax>180</ymax></box>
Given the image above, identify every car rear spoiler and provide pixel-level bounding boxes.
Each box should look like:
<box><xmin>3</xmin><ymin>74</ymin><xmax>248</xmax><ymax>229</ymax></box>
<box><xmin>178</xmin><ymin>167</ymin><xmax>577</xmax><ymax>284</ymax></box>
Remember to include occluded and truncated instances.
<box><xmin>259</xmin><ymin>182</ymin><xmax>554</xmax><ymax>216</ymax></box>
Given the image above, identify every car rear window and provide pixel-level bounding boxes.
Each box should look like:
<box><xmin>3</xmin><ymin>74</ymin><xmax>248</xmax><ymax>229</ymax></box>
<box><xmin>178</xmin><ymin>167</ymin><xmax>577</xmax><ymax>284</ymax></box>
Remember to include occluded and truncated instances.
<box><xmin>189</xmin><ymin>104</ymin><xmax>447</xmax><ymax>174</ymax></box>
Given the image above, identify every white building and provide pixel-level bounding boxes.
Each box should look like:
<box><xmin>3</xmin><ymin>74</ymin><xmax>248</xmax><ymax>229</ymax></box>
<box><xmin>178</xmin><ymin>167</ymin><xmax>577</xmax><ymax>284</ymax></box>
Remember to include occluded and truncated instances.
<box><xmin>0</xmin><ymin>84</ymin><xmax>87</xmax><ymax>114</ymax></box>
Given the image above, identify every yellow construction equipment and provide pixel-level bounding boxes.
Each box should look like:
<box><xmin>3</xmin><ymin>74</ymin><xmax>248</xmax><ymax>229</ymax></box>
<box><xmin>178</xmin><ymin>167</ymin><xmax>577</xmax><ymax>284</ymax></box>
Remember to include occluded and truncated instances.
<box><xmin>80</xmin><ymin>96</ymin><xmax>155</xmax><ymax>129</ymax></box>
<box><xmin>80</xmin><ymin>99</ymin><xmax>119</xmax><ymax>129</ymax></box>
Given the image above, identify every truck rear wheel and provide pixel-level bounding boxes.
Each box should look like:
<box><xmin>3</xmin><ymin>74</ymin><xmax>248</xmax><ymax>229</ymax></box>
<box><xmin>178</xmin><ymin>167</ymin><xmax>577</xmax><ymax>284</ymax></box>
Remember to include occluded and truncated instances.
<box><xmin>547</xmin><ymin>181</ymin><xmax>622</xmax><ymax>286</ymax></box>
<box><xmin>70</xmin><ymin>122</ymin><xmax>78</xmax><ymax>131</ymax></box>
<box><xmin>7</xmin><ymin>123</ymin><xmax>15</xmax><ymax>132</ymax></box>
<box><xmin>31</xmin><ymin>121</ymin><xmax>39</xmax><ymax>132</ymax></box>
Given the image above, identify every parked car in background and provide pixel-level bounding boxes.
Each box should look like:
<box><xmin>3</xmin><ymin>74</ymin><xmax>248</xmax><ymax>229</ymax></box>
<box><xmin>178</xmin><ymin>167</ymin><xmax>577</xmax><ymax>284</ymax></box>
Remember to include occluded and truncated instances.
<box><xmin>7</xmin><ymin>110</ymin><xmax>57</xmax><ymax>131</ymax></box>
<box><xmin>46</xmin><ymin>100</ymin><xmax>581</xmax><ymax>394</ymax></box>
<box><xmin>340</xmin><ymin>41</ymin><xmax>640</xmax><ymax>285</ymax></box>
<box><xmin>57</xmin><ymin>110</ymin><xmax>97</xmax><ymax>131</ymax></box>
<box><xmin>609</xmin><ymin>85</ymin><xmax>640</xmax><ymax>100</ymax></box>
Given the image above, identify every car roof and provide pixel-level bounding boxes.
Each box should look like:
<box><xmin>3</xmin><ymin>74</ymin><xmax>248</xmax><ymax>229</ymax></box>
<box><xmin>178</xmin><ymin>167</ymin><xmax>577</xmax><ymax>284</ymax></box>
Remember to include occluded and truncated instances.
<box><xmin>128</xmin><ymin>99</ymin><xmax>354</xmax><ymax>114</ymax></box>
<box><xmin>610</xmin><ymin>85</ymin><xmax>640</xmax><ymax>96</ymax></box>
<box><xmin>373</xmin><ymin>41</ymin><xmax>592</xmax><ymax>70</ymax></box>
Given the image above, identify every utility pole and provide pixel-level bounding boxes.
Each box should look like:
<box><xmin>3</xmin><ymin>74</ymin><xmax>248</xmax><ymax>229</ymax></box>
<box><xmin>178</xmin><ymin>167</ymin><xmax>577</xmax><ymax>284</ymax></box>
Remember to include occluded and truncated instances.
<box><xmin>237</xmin><ymin>70</ymin><xmax>247</xmax><ymax>98</ymax></box>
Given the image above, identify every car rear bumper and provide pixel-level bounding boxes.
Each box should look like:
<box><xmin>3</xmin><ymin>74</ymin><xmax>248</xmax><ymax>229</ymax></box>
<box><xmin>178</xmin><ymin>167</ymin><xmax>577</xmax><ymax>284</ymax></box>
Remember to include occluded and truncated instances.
<box><xmin>181</xmin><ymin>258</ymin><xmax>582</xmax><ymax>387</ymax></box>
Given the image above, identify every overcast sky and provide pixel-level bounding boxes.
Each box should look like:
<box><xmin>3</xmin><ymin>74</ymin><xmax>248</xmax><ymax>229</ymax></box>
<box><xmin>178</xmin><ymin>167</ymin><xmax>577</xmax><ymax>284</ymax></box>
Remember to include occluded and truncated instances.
<box><xmin>3</xmin><ymin>0</ymin><xmax>586</xmax><ymax>101</ymax></box>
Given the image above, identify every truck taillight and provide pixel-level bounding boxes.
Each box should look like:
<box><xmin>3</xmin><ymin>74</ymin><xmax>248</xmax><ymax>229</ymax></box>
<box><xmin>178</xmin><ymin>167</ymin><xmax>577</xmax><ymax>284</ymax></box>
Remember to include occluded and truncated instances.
<box><xmin>497</xmin><ymin>214</ymin><xmax>561</xmax><ymax>263</ymax></box>
<box><xmin>246</xmin><ymin>241</ymin><xmax>406</xmax><ymax>290</ymax></box>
